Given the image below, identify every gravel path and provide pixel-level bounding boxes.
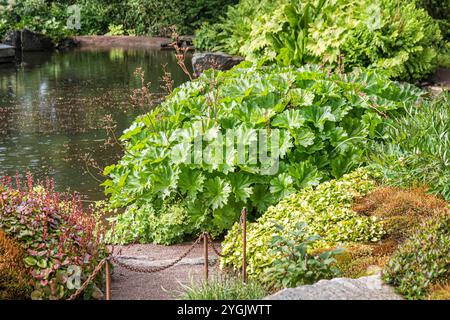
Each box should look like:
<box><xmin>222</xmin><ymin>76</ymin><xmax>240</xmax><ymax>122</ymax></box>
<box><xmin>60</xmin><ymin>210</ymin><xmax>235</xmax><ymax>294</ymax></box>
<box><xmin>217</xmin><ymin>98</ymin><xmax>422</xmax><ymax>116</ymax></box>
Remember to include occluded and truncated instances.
<box><xmin>110</xmin><ymin>242</ymin><xmax>221</xmax><ymax>300</ymax></box>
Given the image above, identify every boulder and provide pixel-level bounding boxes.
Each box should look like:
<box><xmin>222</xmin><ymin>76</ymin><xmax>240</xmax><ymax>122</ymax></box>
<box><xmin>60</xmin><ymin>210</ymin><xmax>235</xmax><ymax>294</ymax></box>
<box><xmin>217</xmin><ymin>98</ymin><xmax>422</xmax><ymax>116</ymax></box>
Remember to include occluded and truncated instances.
<box><xmin>3</xmin><ymin>30</ymin><xmax>21</xmax><ymax>49</ymax></box>
<box><xmin>265</xmin><ymin>274</ymin><xmax>403</xmax><ymax>300</ymax></box>
<box><xmin>192</xmin><ymin>52</ymin><xmax>244</xmax><ymax>76</ymax></box>
<box><xmin>3</xmin><ymin>29</ymin><xmax>54</xmax><ymax>52</ymax></box>
<box><xmin>21</xmin><ymin>29</ymin><xmax>54</xmax><ymax>51</ymax></box>
<box><xmin>0</xmin><ymin>44</ymin><xmax>16</xmax><ymax>63</ymax></box>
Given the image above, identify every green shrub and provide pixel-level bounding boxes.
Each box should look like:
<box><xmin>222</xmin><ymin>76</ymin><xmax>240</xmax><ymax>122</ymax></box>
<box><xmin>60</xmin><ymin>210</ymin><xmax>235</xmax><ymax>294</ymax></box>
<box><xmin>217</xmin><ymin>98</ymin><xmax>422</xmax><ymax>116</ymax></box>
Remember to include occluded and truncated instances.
<box><xmin>110</xmin><ymin>201</ymin><xmax>196</xmax><ymax>245</ymax></box>
<box><xmin>103</xmin><ymin>64</ymin><xmax>422</xmax><ymax>244</ymax></box>
<box><xmin>0</xmin><ymin>175</ymin><xmax>108</xmax><ymax>300</ymax></box>
<box><xmin>415</xmin><ymin>0</ymin><xmax>450</xmax><ymax>39</ymax></box>
<box><xmin>262</xmin><ymin>223</ymin><xmax>343</xmax><ymax>289</ymax></box>
<box><xmin>383</xmin><ymin>214</ymin><xmax>450</xmax><ymax>300</ymax></box>
<box><xmin>106</xmin><ymin>24</ymin><xmax>125</xmax><ymax>36</ymax></box>
<box><xmin>438</xmin><ymin>42</ymin><xmax>450</xmax><ymax>68</ymax></box>
<box><xmin>76</xmin><ymin>0</ymin><xmax>122</xmax><ymax>36</ymax></box>
<box><xmin>197</xmin><ymin>0</ymin><xmax>444</xmax><ymax>81</ymax></box>
<box><xmin>0</xmin><ymin>0</ymin><xmax>73</xmax><ymax>41</ymax></box>
<box><xmin>370</xmin><ymin>93</ymin><xmax>450</xmax><ymax>201</ymax></box>
<box><xmin>220</xmin><ymin>168</ymin><xmax>384</xmax><ymax>280</ymax></box>
<box><xmin>263</xmin><ymin>0</ymin><xmax>443</xmax><ymax>81</ymax></box>
<box><xmin>122</xmin><ymin>0</ymin><xmax>238</xmax><ymax>36</ymax></box>
<box><xmin>194</xmin><ymin>0</ymin><xmax>281</xmax><ymax>54</ymax></box>
<box><xmin>0</xmin><ymin>0</ymin><xmax>237</xmax><ymax>40</ymax></box>
<box><xmin>180</xmin><ymin>276</ymin><xmax>267</xmax><ymax>300</ymax></box>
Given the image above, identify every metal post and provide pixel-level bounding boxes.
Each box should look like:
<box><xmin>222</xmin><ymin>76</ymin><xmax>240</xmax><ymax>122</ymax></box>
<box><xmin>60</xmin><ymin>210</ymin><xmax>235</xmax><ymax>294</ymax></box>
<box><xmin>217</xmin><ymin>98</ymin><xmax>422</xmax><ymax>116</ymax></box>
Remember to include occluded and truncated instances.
<box><xmin>105</xmin><ymin>260</ymin><xmax>111</xmax><ymax>300</ymax></box>
<box><xmin>242</xmin><ymin>207</ymin><xmax>247</xmax><ymax>284</ymax></box>
<box><xmin>203</xmin><ymin>233</ymin><xmax>209</xmax><ymax>281</ymax></box>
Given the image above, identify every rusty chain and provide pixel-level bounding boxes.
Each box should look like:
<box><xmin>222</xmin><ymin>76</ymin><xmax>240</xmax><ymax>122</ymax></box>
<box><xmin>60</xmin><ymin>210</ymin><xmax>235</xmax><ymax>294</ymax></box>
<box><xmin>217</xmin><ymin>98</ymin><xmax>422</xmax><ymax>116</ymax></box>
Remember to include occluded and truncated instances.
<box><xmin>67</xmin><ymin>258</ymin><xmax>108</xmax><ymax>300</ymax></box>
<box><xmin>207</xmin><ymin>212</ymin><xmax>244</xmax><ymax>258</ymax></box>
<box><xmin>66</xmin><ymin>209</ymin><xmax>247</xmax><ymax>299</ymax></box>
<box><xmin>109</xmin><ymin>233</ymin><xmax>204</xmax><ymax>273</ymax></box>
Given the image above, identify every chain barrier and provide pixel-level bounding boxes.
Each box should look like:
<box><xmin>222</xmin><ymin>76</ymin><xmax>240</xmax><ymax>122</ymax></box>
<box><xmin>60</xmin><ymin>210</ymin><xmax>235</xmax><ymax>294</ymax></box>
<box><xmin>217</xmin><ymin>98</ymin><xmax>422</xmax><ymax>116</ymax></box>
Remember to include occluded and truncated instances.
<box><xmin>207</xmin><ymin>211</ymin><xmax>244</xmax><ymax>258</ymax></box>
<box><xmin>66</xmin><ymin>208</ymin><xmax>247</xmax><ymax>299</ymax></box>
<box><xmin>109</xmin><ymin>233</ymin><xmax>204</xmax><ymax>273</ymax></box>
<box><xmin>67</xmin><ymin>258</ymin><xmax>108</xmax><ymax>300</ymax></box>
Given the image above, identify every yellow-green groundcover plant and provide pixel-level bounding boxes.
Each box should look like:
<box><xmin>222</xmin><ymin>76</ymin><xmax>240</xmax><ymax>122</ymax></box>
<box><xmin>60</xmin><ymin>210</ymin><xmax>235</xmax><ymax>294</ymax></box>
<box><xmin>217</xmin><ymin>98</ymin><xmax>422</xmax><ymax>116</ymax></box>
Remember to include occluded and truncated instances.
<box><xmin>221</xmin><ymin>168</ymin><xmax>384</xmax><ymax>282</ymax></box>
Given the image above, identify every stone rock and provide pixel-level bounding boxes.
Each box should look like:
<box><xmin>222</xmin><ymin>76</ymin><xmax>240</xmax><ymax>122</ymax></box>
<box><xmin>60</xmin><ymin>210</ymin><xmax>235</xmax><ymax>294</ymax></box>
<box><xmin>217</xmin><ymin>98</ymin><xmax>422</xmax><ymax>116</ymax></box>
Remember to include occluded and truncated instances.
<box><xmin>192</xmin><ymin>52</ymin><xmax>244</xmax><ymax>76</ymax></box>
<box><xmin>178</xmin><ymin>35</ymin><xmax>194</xmax><ymax>47</ymax></box>
<box><xmin>366</xmin><ymin>265</ymin><xmax>382</xmax><ymax>275</ymax></box>
<box><xmin>3</xmin><ymin>29</ymin><xmax>54</xmax><ymax>52</ymax></box>
<box><xmin>265</xmin><ymin>274</ymin><xmax>403</xmax><ymax>300</ymax></box>
<box><xmin>0</xmin><ymin>44</ymin><xmax>16</xmax><ymax>63</ymax></box>
<box><xmin>21</xmin><ymin>29</ymin><xmax>54</xmax><ymax>51</ymax></box>
<box><xmin>426</xmin><ymin>67</ymin><xmax>450</xmax><ymax>89</ymax></box>
<box><xmin>3</xmin><ymin>30</ymin><xmax>21</xmax><ymax>49</ymax></box>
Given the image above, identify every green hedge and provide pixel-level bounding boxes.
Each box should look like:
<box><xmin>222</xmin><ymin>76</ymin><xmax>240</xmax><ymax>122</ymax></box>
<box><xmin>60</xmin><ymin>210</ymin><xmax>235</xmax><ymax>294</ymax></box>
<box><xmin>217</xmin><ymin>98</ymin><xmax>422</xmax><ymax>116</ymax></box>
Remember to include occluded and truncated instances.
<box><xmin>0</xmin><ymin>0</ymin><xmax>238</xmax><ymax>40</ymax></box>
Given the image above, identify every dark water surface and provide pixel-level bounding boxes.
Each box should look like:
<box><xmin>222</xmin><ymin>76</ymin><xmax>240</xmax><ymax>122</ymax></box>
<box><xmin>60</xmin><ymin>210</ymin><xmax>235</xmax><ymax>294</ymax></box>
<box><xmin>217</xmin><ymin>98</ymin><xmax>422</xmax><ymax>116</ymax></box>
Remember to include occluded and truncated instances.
<box><xmin>0</xmin><ymin>48</ymin><xmax>190</xmax><ymax>200</ymax></box>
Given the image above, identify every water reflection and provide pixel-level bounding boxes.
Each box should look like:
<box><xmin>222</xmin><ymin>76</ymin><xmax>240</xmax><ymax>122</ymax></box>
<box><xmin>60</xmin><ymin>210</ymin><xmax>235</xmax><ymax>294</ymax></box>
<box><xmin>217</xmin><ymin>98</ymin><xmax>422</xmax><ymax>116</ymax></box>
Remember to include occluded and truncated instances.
<box><xmin>0</xmin><ymin>48</ymin><xmax>191</xmax><ymax>199</ymax></box>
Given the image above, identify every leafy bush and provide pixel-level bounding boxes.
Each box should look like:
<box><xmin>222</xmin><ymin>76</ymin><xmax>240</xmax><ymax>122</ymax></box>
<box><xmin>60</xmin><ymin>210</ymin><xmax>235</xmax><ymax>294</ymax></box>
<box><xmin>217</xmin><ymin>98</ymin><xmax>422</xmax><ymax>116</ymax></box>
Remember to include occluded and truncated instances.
<box><xmin>110</xmin><ymin>201</ymin><xmax>196</xmax><ymax>245</ymax></box>
<box><xmin>262</xmin><ymin>223</ymin><xmax>342</xmax><ymax>289</ymax></box>
<box><xmin>76</xmin><ymin>0</ymin><xmax>123</xmax><ymax>36</ymax></box>
<box><xmin>106</xmin><ymin>24</ymin><xmax>125</xmax><ymax>36</ymax></box>
<box><xmin>370</xmin><ymin>93</ymin><xmax>450</xmax><ymax>201</ymax></box>
<box><xmin>0</xmin><ymin>230</ymin><xmax>32</xmax><ymax>300</ymax></box>
<box><xmin>0</xmin><ymin>175</ymin><xmax>108</xmax><ymax>300</ymax></box>
<box><xmin>179</xmin><ymin>276</ymin><xmax>267</xmax><ymax>300</ymax></box>
<box><xmin>197</xmin><ymin>0</ymin><xmax>444</xmax><ymax>81</ymax></box>
<box><xmin>194</xmin><ymin>0</ymin><xmax>281</xmax><ymax>54</ymax></box>
<box><xmin>0</xmin><ymin>0</ymin><xmax>73</xmax><ymax>41</ymax></box>
<box><xmin>123</xmin><ymin>0</ymin><xmax>238</xmax><ymax>36</ymax></box>
<box><xmin>308</xmin><ymin>0</ymin><xmax>443</xmax><ymax>81</ymax></box>
<box><xmin>221</xmin><ymin>168</ymin><xmax>384</xmax><ymax>280</ymax></box>
<box><xmin>383</xmin><ymin>213</ymin><xmax>450</xmax><ymax>300</ymax></box>
<box><xmin>103</xmin><ymin>63</ymin><xmax>422</xmax><ymax>244</ymax></box>
<box><xmin>415</xmin><ymin>0</ymin><xmax>450</xmax><ymax>39</ymax></box>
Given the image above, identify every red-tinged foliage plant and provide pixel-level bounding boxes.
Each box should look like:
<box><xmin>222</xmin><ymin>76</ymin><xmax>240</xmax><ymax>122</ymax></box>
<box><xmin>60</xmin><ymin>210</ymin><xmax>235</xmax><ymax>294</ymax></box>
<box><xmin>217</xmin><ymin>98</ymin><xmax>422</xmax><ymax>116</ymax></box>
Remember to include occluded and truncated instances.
<box><xmin>0</xmin><ymin>174</ymin><xmax>109</xmax><ymax>300</ymax></box>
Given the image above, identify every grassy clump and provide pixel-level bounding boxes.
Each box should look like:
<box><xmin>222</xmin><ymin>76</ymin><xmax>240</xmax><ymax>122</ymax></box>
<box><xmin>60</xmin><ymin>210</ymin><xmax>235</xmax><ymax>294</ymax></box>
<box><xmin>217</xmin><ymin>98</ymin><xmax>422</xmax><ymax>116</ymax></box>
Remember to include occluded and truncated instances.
<box><xmin>370</xmin><ymin>93</ymin><xmax>450</xmax><ymax>201</ymax></box>
<box><xmin>179</xmin><ymin>276</ymin><xmax>267</xmax><ymax>300</ymax></box>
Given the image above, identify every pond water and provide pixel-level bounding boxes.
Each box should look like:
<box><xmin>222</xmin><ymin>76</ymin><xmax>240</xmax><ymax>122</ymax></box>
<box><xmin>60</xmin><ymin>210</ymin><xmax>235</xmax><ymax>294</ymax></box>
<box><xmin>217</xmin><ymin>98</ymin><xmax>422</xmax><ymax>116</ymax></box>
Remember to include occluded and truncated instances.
<box><xmin>0</xmin><ymin>47</ymin><xmax>191</xmax><ymax>200</ymax></box>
